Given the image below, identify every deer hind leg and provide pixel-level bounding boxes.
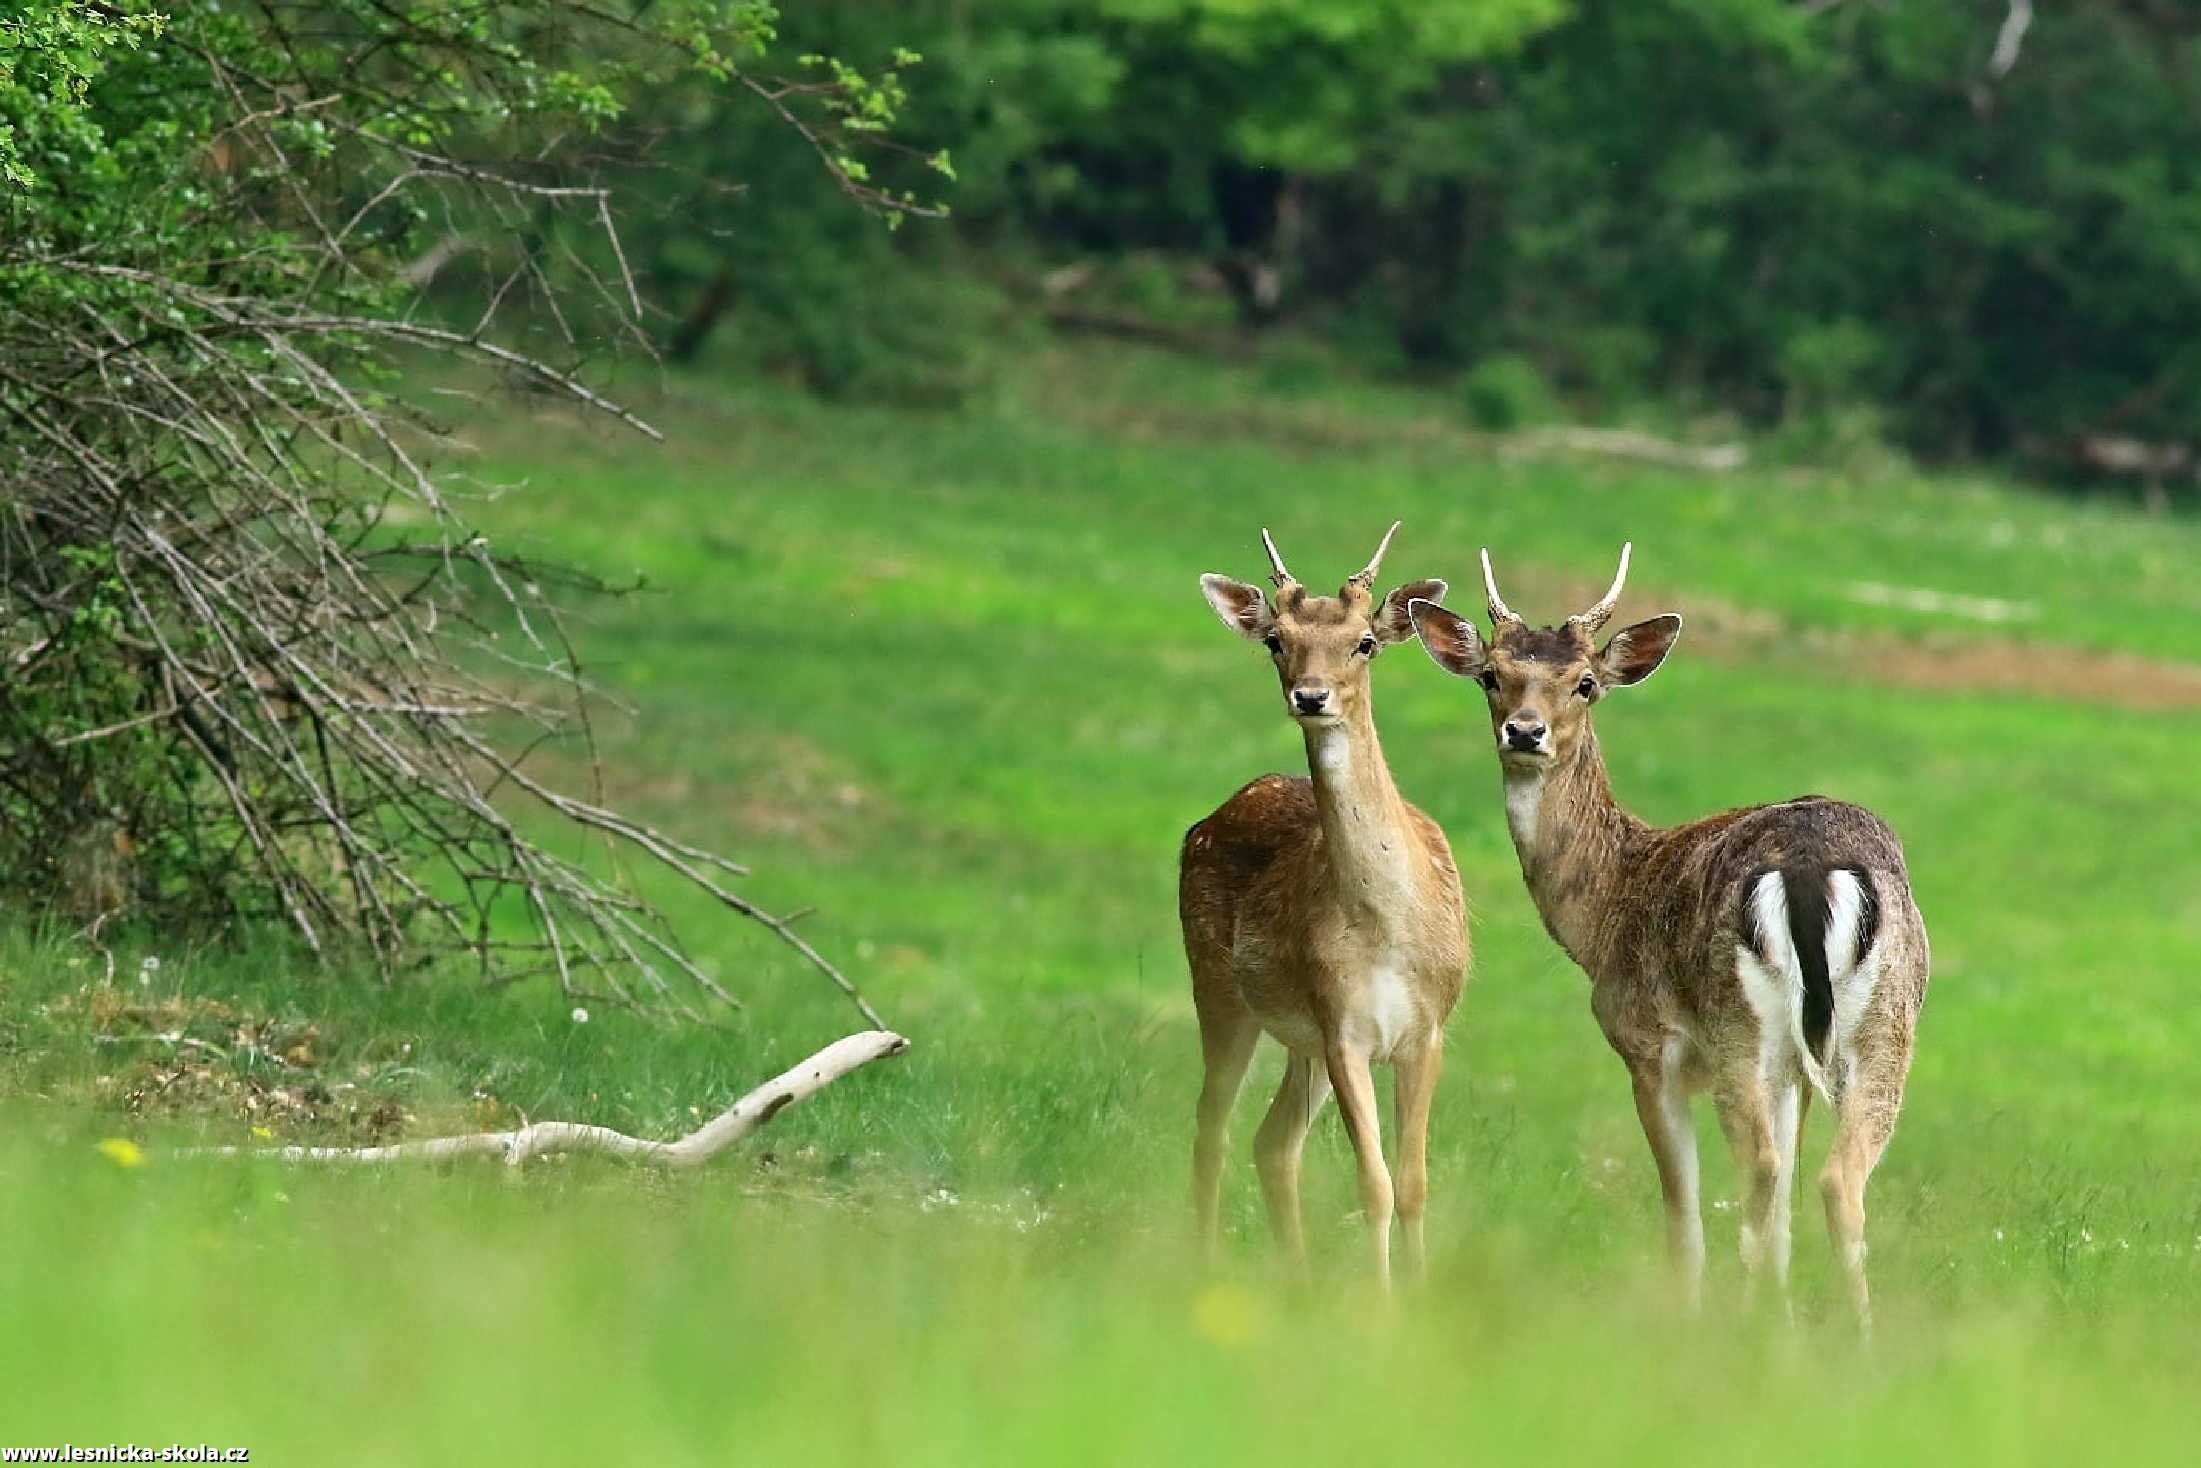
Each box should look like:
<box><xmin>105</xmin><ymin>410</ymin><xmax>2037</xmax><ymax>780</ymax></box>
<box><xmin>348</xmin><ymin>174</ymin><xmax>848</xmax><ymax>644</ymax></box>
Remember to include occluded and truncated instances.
<box><xmin>1391</xmin><ymin>1034</ymin><xmax>1444</xmax><ymax>1285</ymax></box>
<box><xmin>1325</xmin><ymin>1043</ymin><xmax>1395</xmax><ymax>1287</ymax></box>
<box><xmin>1767</xmin><ymin>1078</ymin><xmax>1803</xmax><ymax>1297</ymax></box>
<box><xmin>1821</xmin><ymin>1045</ymin><xmax>1908</xmax><ymax>1334</ymax></box>
<box><xmin>1712</xmin><ymin>1065</ymin><xmax>1798</xmax><ymax>1311</ymax></box>
<box><xmin>1193</xmin><ymin>1003</ymin><xmax>1261</xmax><ymax>1261</ymax></box>
<box><xmin>1629</xmin><ymin>1047</ymin><xmax>1704</xmax><ymax>1311</ymax></box>
<box><xmin>1253</xmin><ymin>1052</ymin><xmax>1332</xmax><ymax>1272</ymax></box>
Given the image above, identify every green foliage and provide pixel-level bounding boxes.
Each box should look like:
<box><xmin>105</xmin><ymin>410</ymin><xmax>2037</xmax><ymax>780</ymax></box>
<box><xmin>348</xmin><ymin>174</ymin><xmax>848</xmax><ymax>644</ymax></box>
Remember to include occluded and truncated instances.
<box><xmin>0</xmin><ymin>2</ymin><xmax>164</xmax><ymax>188</ymax></box>
<box><xmin>1433</xmin><ymin>0</ymin><xmax>2201</xmax><ymax>455</ymax></box>
<box><xmin>1780</xmin><ymin>320</ymin><xmax>1889</xmax><ymax>420</ymax></box>
<box><xmin>1460</xmin><ymin>353</ymin><xmax>1553</xmax><ymax>431</ymax></box>
<box><xmin>1090</xmin><ymin>0</ymin><xmax>1568</xmax><ymax>174</ymax></box>
<box><xmin>536</xmin><ymin>8</ymin><xmax>954</xmax><ymax>381</ymax></box>
<box><xmin>1435</xmin><ymin>1</ymin><xmax>2201</xmax><ymax>453</ymax></box>
<box><xmin>611</xmin><ymin>0</ymin><xmax>2201</xmax><ymax>468</ymax></box>
<box><xmin>756</xmin><ymin>258</ymin><xmax>1011</xmax><ymax>405</ymax></box>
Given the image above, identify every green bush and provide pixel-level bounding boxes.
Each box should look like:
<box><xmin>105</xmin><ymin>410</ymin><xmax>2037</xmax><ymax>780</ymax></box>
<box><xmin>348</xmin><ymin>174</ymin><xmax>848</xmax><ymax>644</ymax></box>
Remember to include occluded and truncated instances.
<box><xmin>750</xmin><ymin>262</ymin><xmax>1009</xmax><ymax>408</ymax></box>
<box><xmin>1780</xmin><ymin>319</ymin><xmax>1889</xmax><ymax>421</ymax></box>
<box><xmin>1462</xmin><ymin>354</ymin><xmax>1555</xmax><ymax>431</ymax></box>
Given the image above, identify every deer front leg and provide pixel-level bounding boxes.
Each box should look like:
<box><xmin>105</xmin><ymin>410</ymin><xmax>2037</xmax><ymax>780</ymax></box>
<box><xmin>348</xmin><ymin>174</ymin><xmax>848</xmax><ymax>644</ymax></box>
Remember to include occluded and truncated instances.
<box><xmin>1326</xmin><ymin>1042</ymin><xmax>1394</xmax><ymax>1288</ymax></box>
<box><xmin>1391</xmin><ymin>1033</ymin><xmax>1444</xmax><ymax>1284</ymax></box>
<box><xmin>1253</xmin><ymin>1053</ymin><xmax>1332</xmax><ymax>1273</ymax></box>
<box><xmin>1193</xmin><ymin>1010</ymin><xmax>1261</xmax><ymax>1261</ymax></box>
<box><xmin>1629</xmin><ymin>1054</ymin><xmax>1703</xmax><ymax>1312</ymax></box>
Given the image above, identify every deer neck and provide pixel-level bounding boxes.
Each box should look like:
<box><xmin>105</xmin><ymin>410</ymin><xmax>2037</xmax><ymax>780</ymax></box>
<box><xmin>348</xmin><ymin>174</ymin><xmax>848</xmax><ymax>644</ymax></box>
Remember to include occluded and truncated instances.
<box><xmin>1501</xmin><ymin>728</ymin><xmax>1646</xmax><ymax>971</ymax></box>
<box><xmin>1303</xmin><ymin>705</ymin><xmax>1417</xmax><ymax>915</ymax></box>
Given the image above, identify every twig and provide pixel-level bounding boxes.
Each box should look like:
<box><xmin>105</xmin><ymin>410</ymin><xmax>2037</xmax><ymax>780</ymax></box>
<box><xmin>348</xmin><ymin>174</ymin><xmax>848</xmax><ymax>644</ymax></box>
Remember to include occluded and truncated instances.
<box><xmin>49</xmin><ymin>703</ymin><xmax>182</xmax><ymax>748</ymax></box>
<box><xmin>1989</xmin><ymin>0</ymin><xmax>2033</xmax><ymax>79</ymax></box>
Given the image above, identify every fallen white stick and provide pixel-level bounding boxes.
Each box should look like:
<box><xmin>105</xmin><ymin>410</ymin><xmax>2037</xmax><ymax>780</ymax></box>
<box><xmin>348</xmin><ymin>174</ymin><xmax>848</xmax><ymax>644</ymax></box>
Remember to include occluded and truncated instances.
<box><xmin>1508</xmin><ymin>426</ymin><xmax>1747</xmax><ymax>472</ymax></box>
<box><xmin>187</xmin><ymin>1029</ymin><xmax>909</xmax><ymax>1168</ymax></box>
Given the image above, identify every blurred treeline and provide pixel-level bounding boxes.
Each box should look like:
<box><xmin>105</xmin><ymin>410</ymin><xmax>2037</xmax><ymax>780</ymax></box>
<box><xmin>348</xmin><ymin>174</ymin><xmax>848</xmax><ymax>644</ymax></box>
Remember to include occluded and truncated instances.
<box><xmin>607</xmin><ymin>0</ymin><xmax>2201</xmax><ymax>477</ymax></box>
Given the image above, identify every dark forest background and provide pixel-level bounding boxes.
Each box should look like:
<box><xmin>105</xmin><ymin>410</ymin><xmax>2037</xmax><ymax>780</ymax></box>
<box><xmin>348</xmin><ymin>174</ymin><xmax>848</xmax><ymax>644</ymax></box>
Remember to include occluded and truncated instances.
<box><xmin>613</xmin><ymin>0</ymin><xmax>2199</xmax><ymax>488</ymax></box>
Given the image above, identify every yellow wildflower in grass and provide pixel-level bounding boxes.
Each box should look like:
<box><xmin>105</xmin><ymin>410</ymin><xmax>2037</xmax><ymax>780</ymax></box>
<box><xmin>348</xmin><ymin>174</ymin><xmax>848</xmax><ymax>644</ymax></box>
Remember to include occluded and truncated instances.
<box><xmin>1189</xmin><ymin>1282</ymin><xmax>1265</xmax><ymax>1347</ymax></box>
<box><xmin>96</xmin><ymin>1137</ymin><xmax>146</xmax><ymax>1169</ymax></box>
<box><xmin>250</xmin><ymin>1125</ymin><xmax>274</xmax><ymax>1140</ymax></box>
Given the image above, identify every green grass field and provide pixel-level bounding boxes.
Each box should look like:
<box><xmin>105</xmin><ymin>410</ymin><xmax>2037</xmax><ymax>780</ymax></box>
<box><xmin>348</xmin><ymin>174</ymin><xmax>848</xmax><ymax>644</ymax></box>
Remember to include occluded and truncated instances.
<box><xmin>4</xmin><ymin>341</ymin><xmax>2198</xmax><ymax>1464</ymax></box>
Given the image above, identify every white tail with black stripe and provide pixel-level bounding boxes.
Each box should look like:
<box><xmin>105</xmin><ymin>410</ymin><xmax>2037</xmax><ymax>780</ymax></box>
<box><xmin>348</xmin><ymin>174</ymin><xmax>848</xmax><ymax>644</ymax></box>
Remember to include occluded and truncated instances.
<box><xmin>1737</xmin><ymin>866</ymin><xmax>1885</xmax><ymax>1107</ymax></box>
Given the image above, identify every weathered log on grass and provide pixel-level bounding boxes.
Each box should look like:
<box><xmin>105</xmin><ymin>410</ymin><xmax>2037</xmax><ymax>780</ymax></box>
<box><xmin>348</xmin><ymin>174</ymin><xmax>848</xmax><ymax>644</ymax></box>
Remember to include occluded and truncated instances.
<box><xmin>191</xmin><ymin>1030</ymin><xmax>908</xmax><ymax>1168</ymax></box>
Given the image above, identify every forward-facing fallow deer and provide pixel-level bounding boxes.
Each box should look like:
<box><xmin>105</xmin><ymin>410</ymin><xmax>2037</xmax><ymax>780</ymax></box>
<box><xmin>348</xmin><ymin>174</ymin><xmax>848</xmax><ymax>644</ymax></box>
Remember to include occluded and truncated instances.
<box><xmin>1181</xmin><ymin>524</ymin><xmax>1467</xmax><ymax>1286</ymax></box>
<box><xmin>1407</xmin><ymin>546</ymin><xmax>1928</xmax><ymax>1325</ymax></box>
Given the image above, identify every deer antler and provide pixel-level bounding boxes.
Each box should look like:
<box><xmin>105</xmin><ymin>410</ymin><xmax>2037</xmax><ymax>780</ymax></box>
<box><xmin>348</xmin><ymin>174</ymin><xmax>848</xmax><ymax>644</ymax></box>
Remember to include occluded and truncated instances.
<box><xmin>1568</xmin><ymin>541</ymin><xmax>1632</xmax><ymax>632</ymax></box>
<box><xmin>1481</xmin><ymin>548</ymin><xmax>1523</xmax><ymax>627</ymax></box>
<box><xmin>1260</xmin><ymin>527</ymin><xmax>1297</xmax><ymax>588</ymax></box>
<box><xmin>1345</xmin><ymin>520</ymin><xmax>1402</xmax><ymax>591</ymax></box>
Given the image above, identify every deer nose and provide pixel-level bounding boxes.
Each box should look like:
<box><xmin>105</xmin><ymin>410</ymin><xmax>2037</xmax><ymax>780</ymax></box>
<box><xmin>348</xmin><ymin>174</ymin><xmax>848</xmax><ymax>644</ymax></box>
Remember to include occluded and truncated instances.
<box><xmin>1291</xmin><ymin>686</ymin><xmax>1332</xmax><ymax>716</ymax></box>
<box><xmin>1503</xmin><ymin>716</ymin><xmax>1547</xmax><ymax>750</ymax></box>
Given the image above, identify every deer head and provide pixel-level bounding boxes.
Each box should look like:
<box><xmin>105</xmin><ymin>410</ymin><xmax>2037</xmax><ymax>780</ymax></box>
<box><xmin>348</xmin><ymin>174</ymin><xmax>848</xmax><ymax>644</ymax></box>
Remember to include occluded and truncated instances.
<box><xmin>1406</xmin><ymin>543</ymin><xmax>1682</xmax><ymax>768</ymax></box>
<box><xmin>1199</xmin><ymin>522</ymin><xmax>1447</xmax><ymax>726</ymax></box>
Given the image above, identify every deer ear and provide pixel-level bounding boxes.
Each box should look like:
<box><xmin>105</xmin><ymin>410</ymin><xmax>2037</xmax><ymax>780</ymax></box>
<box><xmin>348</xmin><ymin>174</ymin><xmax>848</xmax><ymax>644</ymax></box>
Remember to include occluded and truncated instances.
<box><xmin>1373</xmin><ymin>578</ymin><xmax>1447</xmax><ymax>646</ymax></box>
<box><xmin>1407</xmin><ymin>597</ymin><xmax>1488</xmax><ymax>677</ymax></box>
<box><xmin>1200</xmin><ymin>574</ymin><xmax>1275</xmax><ymax>641</ymax></box>
<box><xmin>1597</xmin><ymin>614</ymin><xmax>1683</xmax><ymax>687</ymax></box>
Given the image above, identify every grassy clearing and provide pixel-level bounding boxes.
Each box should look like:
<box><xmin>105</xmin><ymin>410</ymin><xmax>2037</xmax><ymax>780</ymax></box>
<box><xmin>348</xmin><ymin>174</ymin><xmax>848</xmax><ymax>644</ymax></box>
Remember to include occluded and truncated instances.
<box><xmin>5</xmin><ymin>340</ymin><xmax>2199</xmax><ymax>1463</ymax></box>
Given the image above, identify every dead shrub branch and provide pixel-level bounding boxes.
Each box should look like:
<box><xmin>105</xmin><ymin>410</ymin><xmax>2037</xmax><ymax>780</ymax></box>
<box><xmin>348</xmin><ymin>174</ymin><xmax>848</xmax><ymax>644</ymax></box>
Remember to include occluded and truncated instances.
<box><xmin>0</xmin><ymin>4</ymin><xmax>923</xmax><ymax>1027</ymax></box>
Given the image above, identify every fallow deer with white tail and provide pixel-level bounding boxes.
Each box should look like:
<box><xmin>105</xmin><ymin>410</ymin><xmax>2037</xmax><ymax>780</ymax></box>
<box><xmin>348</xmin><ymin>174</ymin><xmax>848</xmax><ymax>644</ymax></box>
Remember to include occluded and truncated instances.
<box><xmin>1180</xmin><ymin>524</ymin><xmax>1466</xmax><ymax>1287</ymax></box>
<box><xmin>1407</xmin><ymin>546</ymin><xmax>1928</xmax><ymax>1326</ymax></box>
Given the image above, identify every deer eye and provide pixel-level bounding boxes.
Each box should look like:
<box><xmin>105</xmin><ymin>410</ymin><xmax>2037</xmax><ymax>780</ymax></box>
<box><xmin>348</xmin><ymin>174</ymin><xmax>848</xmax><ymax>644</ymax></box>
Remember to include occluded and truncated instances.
<box><xmin>1262</xmin><ymin>633</ymin><xmax>1282</xmax><ymax>655</ymax></box>
<box><xmin>1575</xmin><ymin>674</ymin><xmax>1598</xmax><ymax>698</ymax></box>
<box><xmin>1357</xmin><ymin>633</ymin><xmax>1377</xmax><ymax>658</ymax></box>
<box><xmin>1477</xmin><ymin>670</ymin><xmax>1498</xmax><ymax>692</ymax></box>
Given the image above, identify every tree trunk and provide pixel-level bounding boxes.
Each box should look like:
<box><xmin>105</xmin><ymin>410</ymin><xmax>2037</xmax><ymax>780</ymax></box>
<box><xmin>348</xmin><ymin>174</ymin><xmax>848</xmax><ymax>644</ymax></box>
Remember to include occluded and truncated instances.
<box><xmin>666</xmin><ymin>267</ymin><xmax>740</xmax><ymax>363</ymax></box>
